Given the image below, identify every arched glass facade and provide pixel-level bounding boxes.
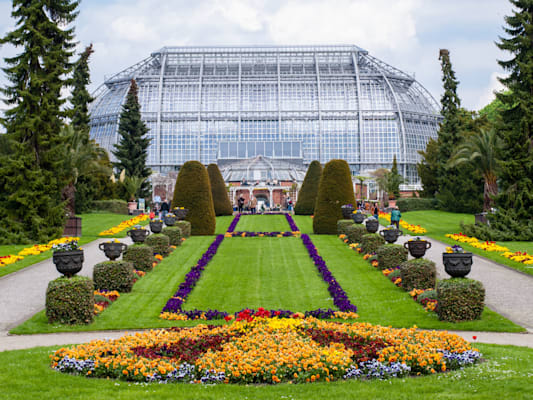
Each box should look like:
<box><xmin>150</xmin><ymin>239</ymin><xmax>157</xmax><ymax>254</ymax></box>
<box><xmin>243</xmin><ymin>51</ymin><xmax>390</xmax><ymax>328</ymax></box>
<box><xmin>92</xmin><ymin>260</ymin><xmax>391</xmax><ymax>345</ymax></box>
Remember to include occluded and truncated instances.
<box><xmin>89</xmin><ymin>45</ymin><xmax>441</xmax><ymax>184</ymax></box>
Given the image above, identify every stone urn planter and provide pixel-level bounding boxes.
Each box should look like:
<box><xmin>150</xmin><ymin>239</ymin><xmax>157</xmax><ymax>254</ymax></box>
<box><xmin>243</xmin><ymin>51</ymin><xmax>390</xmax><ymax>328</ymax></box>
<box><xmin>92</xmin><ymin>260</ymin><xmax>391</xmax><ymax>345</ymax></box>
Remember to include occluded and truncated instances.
<box><xmin>127</xmin><ymin>228</ymin><xmax>150</xmax><ymax>243</ymax></box>
<box><xmin>404</xmin><ymin>239</ymin><xmax>431</xmax><ymax>259</ymax></box>
<box><xmin>53</xmin><ymin>250</ymin><xmax>84</xmax><ymax>277</ymax></box>
<box><xmin>379</xmin><ymin>229</ymin><xmax>403</xmax><ymax>244</ymax></box>
<box><xmin>351</xmin><ymin>213</ymin><xmax>365</xmax><ymax>224</ymax></box>
<box><xmin>173</xmin><ymin>208</ymin><xmax>189</xmax><ymax>221</ymax></box>
<box><xmin>150</xmin><ymin>220</ymin><xmax>164</xmax><ymax>233</ymax></box>
<box><xmin>98</xmin><ymin>241</ymin><xmax>128</xmax><ymax>261</ymax></box>
<box><xmin>341</xmin><ymin>206</ymin><xmax>354</xmax><ymax>219</ymax></box>
<box><xmin>443</xmin><ymin>252</ymin><xmax>473</xmax><ymax>278</ymax></box>
<box><xmin>365</xmin><ymin>219</ymin><xmax>379</xmax><ymax>233</ymax></box>
<box><xmin>163</xmin><ymin>215</ymin><xmax>177</xmax><ymax>226</ymax></box>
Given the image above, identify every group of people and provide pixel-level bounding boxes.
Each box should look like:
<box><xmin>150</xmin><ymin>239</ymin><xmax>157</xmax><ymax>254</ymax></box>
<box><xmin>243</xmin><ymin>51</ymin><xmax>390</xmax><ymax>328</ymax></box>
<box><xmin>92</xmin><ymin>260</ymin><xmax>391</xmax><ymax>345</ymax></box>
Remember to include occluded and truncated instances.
<box><xmin>237</xmin><ymin>195</ymin><xmax>259</xmax><ymax>214</ymax></box>
<box><xmin>153</xmin><ymin>199</ymin><xmax>171</xmax><ymax>218</ymax></box>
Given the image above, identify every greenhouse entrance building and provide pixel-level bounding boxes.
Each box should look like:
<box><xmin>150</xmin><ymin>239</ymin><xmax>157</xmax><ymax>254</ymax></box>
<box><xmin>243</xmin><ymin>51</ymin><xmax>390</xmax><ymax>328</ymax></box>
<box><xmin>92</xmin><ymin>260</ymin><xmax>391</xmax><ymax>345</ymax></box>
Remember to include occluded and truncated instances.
<box><xmin>89</xmin><ymin>45</ymin><xmax>441</xmax><ymax>200</ymax></box>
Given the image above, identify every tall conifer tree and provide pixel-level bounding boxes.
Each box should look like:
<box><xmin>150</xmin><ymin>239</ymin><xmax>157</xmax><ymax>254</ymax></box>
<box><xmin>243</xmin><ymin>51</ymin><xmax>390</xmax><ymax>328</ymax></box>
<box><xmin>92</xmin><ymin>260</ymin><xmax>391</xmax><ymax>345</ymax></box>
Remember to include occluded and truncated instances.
<box><xmin>71</xmin><ymin>44</ymin><xmax>94</xmax><ymax>136</ymax></box>
<box><xmin>0</xmin><ymin>0</ymin><xmax>79</xmax><ymax>243</ymax></box>
<box><xmin>112</xmin><ymin>79</ymin><xmax>152</xmax><ymax>199</ymax></box>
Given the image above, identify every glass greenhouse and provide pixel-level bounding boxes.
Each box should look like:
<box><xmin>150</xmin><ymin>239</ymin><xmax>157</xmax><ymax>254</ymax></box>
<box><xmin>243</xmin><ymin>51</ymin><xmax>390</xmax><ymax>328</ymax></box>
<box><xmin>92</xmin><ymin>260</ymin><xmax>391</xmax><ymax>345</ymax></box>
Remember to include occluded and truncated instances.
<box><xmin>89</xmin><ymin>45</ymin><xmax>441</xmax><ymax>184</ymax></box>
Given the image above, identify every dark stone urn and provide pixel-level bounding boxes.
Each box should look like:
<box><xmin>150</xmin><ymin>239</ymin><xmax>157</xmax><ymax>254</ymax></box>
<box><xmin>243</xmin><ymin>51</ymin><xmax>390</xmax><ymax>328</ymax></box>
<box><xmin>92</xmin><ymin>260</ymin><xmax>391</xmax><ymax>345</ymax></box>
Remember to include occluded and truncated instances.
<box><xmin>163</xmin><ymin>215</ymin><xmax>177</xmax><ymax>226</ymax></box>
<box><xmin>174</xmin><ymin>208</ymin><xmax>189</xmax><ymax>221</ymax></box>
<box><xmin>365</xmin><ymin>219</ymin><xmax>379</xmax><ymax>233</ymax></box>
<box><xmin>150</xmin><ymin>220</ymin><xmax>163</xmax><ymax>233</ymax></box>
<box><xmin>341</xmin><ymin>206</ymin><xmax>354</xmax><ymax>219</ymax></box>
<box><xmin>127</xmin><ymin>228</ymin><xmax>150</xmax><ymax>243</ymax></box>
<box><xmin>443</xmin><ymin>252</ymin><xmax>473</xmax><ymax>278</ymax></box>
<box><xmin>404</xmin><ymin>240</ymin><xmax>431</xmax><ymax>259</ymax></box>
<box><xmin>379</xmin><ymin>229</ymin><xmax>403</xmax><ymax>243</ymax></box>
<box><xmin>351</xmin><ymin>213</ymin><xmax>365</xmax><ymax>224</ymax></box>
<box><xmin>98</xmin><ymin>242</ymin><xmax>128</xmax><ymax>261</ymax></box>
<box><xmin>53</xmin><ymin>250</ymin><xmax>84</xmax><ymax>277</ymax></box>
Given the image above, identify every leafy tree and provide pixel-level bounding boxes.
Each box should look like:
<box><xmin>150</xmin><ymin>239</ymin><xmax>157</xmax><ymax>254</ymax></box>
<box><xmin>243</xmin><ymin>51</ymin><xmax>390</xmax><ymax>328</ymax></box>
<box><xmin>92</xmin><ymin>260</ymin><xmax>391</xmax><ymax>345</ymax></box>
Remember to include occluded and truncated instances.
<box><xmin>388</xmin><ymin>155</ymin><xmax>404</xmax><ymax>199</ymax></box>
<box><xmin>0</xmin><ymin>0</ymin><xmax>79</xmax><ymax>244</ymax></box>
<box><xmin>70</xmin><ymin>44</ymin><xmax>94</xmax><ymax>135</ymax></box>
<box><xmin>295</xmin><ymin>160</ymin><xmax>322</xmax><ymax>215</ymax></box>
<box><xmin>417</xmin><ymin>138</ymin><xmax>439</xmax><ymax>198</ymax></box>
<box><xmin>112</xmin><ymin>79</ymin><xmax>152</xmax><ymax>199</ymax></box>
<box><xmin>207</xmin><ymin>163</ymin><xmax>233</xmax><ymax>216</ymax></box>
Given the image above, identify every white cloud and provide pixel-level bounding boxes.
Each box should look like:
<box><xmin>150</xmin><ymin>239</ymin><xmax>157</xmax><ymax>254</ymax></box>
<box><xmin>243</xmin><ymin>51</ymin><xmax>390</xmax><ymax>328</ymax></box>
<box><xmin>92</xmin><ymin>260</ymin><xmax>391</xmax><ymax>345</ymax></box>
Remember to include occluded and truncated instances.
<box><xmin>111</xmin><ymin>16</ymin><xmax>158</xmax><ymax>43</ymax></box>
<box><xmin>213</xmin><ymin>0</ymin><xmax>266</xmax><ymax>32</ymax></box>
<box><xmin>476</xmin><ymin>71</ymin><xmax>506</xmax><ymax>109</ymax></box>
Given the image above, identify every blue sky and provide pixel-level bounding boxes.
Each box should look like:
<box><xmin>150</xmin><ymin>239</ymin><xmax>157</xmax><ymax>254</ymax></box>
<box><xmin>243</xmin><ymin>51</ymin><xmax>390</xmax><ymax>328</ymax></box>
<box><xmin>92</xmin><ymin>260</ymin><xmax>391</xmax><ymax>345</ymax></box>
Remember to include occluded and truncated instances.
<box><xmin>0</xmin><ymin>0</ymin><xmax>513</xmax><ymax>113</ymax></box>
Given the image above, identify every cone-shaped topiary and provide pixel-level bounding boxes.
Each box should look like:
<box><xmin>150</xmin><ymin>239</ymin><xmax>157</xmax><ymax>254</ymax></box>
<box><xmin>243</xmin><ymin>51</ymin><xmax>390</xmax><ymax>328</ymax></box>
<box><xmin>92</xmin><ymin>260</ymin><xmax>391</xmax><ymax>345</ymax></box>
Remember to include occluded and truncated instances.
<box><xmin>172</xmin><ymin>161</ymin><xmax>216</xmax><ymax>235</ymax></box>
<box><xmin>313</xmin><ymin>160</ymin><xmax>356</xmax><ymax>234</ymax></box>
<box><xmin>295</xmin><ymin>160</ymin><xmax>322</xmax><ymax>215</ymax></box>
<box><xmin>207</xmin><ymin>163</ymin><xmax>233</xmax><ymax>216</ymax></box>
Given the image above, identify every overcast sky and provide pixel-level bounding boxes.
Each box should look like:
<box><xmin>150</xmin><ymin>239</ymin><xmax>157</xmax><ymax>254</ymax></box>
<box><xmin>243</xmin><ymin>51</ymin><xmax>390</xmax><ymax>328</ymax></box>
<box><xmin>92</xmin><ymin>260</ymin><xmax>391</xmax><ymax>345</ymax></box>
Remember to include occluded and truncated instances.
<box><xmin>0</xmin><ymin>0</ymin><xmax>513</xmax><ymax>114</ymax></box>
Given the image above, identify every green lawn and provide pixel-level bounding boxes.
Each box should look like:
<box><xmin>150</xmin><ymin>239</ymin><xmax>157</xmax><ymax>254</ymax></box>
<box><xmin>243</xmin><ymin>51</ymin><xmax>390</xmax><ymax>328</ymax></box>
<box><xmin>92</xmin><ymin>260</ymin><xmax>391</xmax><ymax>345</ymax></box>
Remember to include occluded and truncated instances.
<box><xmin>293</xmin><ymin>214</ymin><xmax>314</xmax><ymax>233</ymax></box>
<box><xmin>399</xmin><ymin>210</ymin><xmax>533</xmax><ymax>276</ymax></box>
<box><xmin>234</xmin><ymin>214</ymin><xmax>291</xmax><ymax>231</ymax></box>
<box><xmin>185</xmin><ymin>237</ymin><xmax>333</xmax><ymax>312</ymax></box>
<box><xmin>214</xmin><ymin>215</ymin><xmax>234</xmax><ymax>234</ymax></box>
<box><xmin>0</xmin><ymin>343</ymin><xmax>531</xmax><ymax>399</ymax></box>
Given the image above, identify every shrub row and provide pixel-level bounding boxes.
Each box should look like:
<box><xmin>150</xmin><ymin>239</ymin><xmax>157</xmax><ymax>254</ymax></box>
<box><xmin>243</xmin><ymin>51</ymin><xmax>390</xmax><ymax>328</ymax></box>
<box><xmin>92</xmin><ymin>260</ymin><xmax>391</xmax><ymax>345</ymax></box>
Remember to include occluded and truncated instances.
<box><xmin>146</xmin><ymin>233</ymin><xmax>170</xmax><ymax>256</ymax></box>
<box><xmin>46</xmin><ymin>276</ymin><xmax>94</xmax><ymax>325</ymax></box>
<box><xmin>399</xmin><ymin>259</ymin><xmax>436</xmax><ymax>291</ymax></box>
<box><xmin>396</xmin><ymin>198</ymin><xmax>437</xmax><ymax>212</ymax></box>
<box><xmin>91</xmin><ymin>199</ymin><xmax>128</xmax><ymax>214</ymax></box>
<box><xmin>162</xmin><ymin>226</ymin><xmax>182</xmax><ymax>246</ymax></box>
<box><xmin>123</xmin><ymin>244</ymin><xmax>154</xmax><ymax>271</ymax></box>
<box><xmin>377</xmin><ymin>244</ymin><xmax>407</xmax><ymax>270</ymax></box>
<box><xmin>361</xmin><ymin>233</ymin><xmax>385</xmax><ymax>254</ymax></box>
<box><xmin>93</xmin><ymin>261</ymin><xmax>135</xmax><ymax>292</ymax></box>
<box><xmin>176</xmin><ymin>221</ymin><xmax>191</xmax><ymax>238</ymax></box>
<box><xmin>437</xmin><ymin>279</ymin><xmax>485</xmax><ymax>322</ymax></box>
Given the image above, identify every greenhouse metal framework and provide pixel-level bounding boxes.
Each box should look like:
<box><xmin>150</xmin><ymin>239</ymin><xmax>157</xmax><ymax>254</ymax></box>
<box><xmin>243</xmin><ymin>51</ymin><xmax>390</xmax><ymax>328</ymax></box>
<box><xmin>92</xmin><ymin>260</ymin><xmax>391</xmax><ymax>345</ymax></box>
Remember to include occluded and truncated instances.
<box><xmin>89</xmin><ymin>45</ymin><xmax>441</xmax><ymax>184</ymax></box>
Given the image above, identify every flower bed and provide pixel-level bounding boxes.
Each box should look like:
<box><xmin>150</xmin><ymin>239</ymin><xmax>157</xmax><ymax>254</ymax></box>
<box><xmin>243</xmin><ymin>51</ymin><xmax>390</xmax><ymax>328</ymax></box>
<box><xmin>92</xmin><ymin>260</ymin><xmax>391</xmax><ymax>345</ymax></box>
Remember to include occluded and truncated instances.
<box><xmin>94</xmin><ymin>290</ymin><xmax>120</xmax><ymax>315</ymax></box>
<box><xmin>224</xmin><ymin>231</ymin><xmax>300</xmax><ymax>238</ymax></box>
<box><xmin>0</xmin><ymin>236</ymin><xmax>80</xmax><ymax>268</ymax></box>
<box><xmin>50</xmin><ymin>317</ymin><xmax>480</xmax><ymax>384</ymax></box>
<box><xmin>379</xmin><ymin>212</ymin><xmax>427</xmax><ymax>234</ymax></box>
<box><xmin>98</xmin><ymin>214</ymin><xmax>150</xmax><ymax>236</ymax></box>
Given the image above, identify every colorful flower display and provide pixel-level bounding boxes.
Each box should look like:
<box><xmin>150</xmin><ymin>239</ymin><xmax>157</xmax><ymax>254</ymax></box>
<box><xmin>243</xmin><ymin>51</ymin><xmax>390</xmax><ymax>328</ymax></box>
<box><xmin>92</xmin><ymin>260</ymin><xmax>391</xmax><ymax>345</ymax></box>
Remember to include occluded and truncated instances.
<box><xmin>224</xmin><ymin>231</ymin><xmax>300</xmax><ymax>238</ymax></box>
<box><xmin>379</xmin><ymin>212</ymin><xmax>427</xmax><ymax>234</ymax></box>
<box><xmin>98</xmin><ymin>214</ymin><xmax>149</xmax><ymax>236</ymax></box>
<box><xmin>50</xmin><ymin>317</ymin><xmax>480</xmax><ymax>384</ymax></box>
<box><xmin>0</xmin><ymin>236</ymin><xmax>80</xmax><ymax>268</ymax></box>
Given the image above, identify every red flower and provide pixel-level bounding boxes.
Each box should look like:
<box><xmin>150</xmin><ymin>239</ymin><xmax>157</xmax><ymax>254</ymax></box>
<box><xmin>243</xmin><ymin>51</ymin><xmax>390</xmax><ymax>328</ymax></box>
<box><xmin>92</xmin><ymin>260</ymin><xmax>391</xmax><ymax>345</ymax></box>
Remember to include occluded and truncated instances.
<box><xmin>472</xmin><ymin>336</ymin><xmax>477</xmax><ymax>340</ymax></box>
<box><xmin>224</xmin><ymin>315</ymin><xmax>233</xmax><ymax>322</ymax></box>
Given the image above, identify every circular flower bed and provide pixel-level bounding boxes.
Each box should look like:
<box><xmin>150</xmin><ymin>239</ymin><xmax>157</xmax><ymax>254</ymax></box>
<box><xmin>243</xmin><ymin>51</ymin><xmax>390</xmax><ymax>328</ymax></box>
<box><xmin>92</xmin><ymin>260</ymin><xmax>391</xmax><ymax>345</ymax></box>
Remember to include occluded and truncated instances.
<box><xmin>51</xmin><ymin>318</ymin><xmax>480</xmax><ymax>384</ymax></box>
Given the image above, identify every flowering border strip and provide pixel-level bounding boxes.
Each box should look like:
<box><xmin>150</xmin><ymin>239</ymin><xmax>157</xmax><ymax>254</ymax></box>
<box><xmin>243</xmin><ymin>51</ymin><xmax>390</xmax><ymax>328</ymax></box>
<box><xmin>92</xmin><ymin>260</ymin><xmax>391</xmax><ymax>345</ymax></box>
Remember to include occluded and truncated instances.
<box><xmin>0</xmin><ymin>236</ymin><xmax>80</xmax><ymax>268</ymax></box>
<box><xmin>379</xmin><ymin>211</ymin><xmax>427</xmax><ymax>235</ymax></box>
<box><xmin>98</xmin><ymin>214</ymin><xmax>150</xmax><ymax>236</ymax></box>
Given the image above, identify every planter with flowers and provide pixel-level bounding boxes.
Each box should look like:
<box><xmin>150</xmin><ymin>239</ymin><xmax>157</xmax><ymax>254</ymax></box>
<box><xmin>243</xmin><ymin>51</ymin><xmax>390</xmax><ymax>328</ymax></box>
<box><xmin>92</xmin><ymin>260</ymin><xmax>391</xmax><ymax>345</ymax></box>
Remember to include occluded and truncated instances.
<box><xmin>127</xmin><ymin>225</ymin><xmax>150</xmax><ymax>243</ymax></box>
<box><xmin>163</xmin><ymin>213</ymin><xmax>178</xmax><ymax>226</ymax></box>
<box><xmin>98</xmin><ymin>240</ymin><xmax>128</xmax><ymax>261</ymax></box>
<box><xmin>379</xmin><ymin>226</ymin><xmax>403</xmax><ymax>244</ymax></box>
<box><xmin>404</xmin><ymin>237</ymin><xmax>431</xmax><ymax>259</ymax></box>
<box><xmin>443</xmin><ymin>245</ymin><xmax>473</xmax><ymax>278</ymax></box>
<box><xmin>351</xmin><ymin>210</ymin><xmax>365</xmax><ymax>224</ymax></box>
<box><xmin>365</xmin><ymin>216</ymin><xmax>379</xmax><ymax>233</ymax></box>
<box><xmin>149</xmin><ymin>218</ymin><xmax>164</xmax><ymax>233</ymax></box>
<box><xmin>173</xmin><ymin>207</ymin><xmax>189</xmax><ymax>221</ymax></box>
<box><xmin>341</xmin><ymin>204</ymin><xmax>355</xmax><ymax>219</ymax></box>
<box><xmin>52</xmin><ymin>240</ymin><xmax>84</xmax><ymax>277</ymax></box>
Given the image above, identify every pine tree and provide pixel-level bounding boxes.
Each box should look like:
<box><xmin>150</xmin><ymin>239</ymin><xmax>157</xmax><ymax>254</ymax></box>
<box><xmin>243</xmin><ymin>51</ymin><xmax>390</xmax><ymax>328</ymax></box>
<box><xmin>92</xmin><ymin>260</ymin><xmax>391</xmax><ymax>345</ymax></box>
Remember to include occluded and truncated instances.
<box><xmin>294</xmin><ymin>160</ymin><xmax>322</xmax><ymax>215</ymax></box>
<box><xmin>0</xmin><ymin>0</ymin><xmax>79</xmax><ymax>244</ymax></box>
<box><xmin>71</xmin><ymin>44</ymin><xmax>94</xmax><ymax>136</ymax></box>
<box><xmin>112</xmin><ymin>79</ymin><xmax>152</xmax><ymax>199</ymax></box>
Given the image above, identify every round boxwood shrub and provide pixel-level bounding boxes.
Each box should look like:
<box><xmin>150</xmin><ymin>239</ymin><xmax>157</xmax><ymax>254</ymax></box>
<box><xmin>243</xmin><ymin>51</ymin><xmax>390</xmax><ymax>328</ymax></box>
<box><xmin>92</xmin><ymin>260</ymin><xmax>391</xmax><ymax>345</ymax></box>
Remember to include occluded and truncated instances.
<box><xmin>313</xmin><ymin>159</ymin><xmax>356</xmax><ymax>234</ymax></box>
<box><xmin>176</xmin><ymin>221</ymin><xmax>191</xmax><ymax>238</ymax></box>
<box><xmin>377</xmin><ymin>244</ymin><xmax>408</xmax><ymax>270</ymax></box>
<box><xmin>172</xmin><ymin>161</ymin><xmax>216</xmax><ymax>235</ymax></box>
<box><xmin>161</xmin><ymin>226</ymin><xmax>182</xmax><ymax>246</ymax></box>
<box><xmin>207</xmin><ymin>163</ymin><xmax>233</xmax><ymax>216</ymax></box>
<box><xmin>437</xmin><ymin>278</ymin><xmax>485</xmax><ymax>322</ymax></box>
<box><xmin>345</xmin><ymin>224</ymin><xmax>367</xmax><ymax>245</ymax></box>
<box><xmin>337</xmin><ymin>219</ymin><xmax>355</xmax><ymax>236</ymax></box>
<box><xmin>295</xmin><ymin>160</ymin><xmax>322</xmax><ymax>215</ymax></box>
<box><xmin>46</xmin><ymin>276</ymin><xmax>94</xmax><ymax>325</ymax></box>
<box><xmin>93</xmin><ymin>260</ymin><xmax>135</xmax><ymax>292</ymax></box>
<box><xmin>123</xmin><ymin>244</ymin><xmax>153</xmax><ymax>272</ymax></box>
<box><xmin>399</xmin><ymin>258</ymin><xmax>436</xmax><ymax>291</ymax></box>
<box><xmin>361</xmin><ymin>233</ymin><xmax>385</xmax><ymax>254</ymax></box>
<box><xmin>145</xmin><ymin>233</ymin><xmax>170</xmax><ymax>256</ymax></box>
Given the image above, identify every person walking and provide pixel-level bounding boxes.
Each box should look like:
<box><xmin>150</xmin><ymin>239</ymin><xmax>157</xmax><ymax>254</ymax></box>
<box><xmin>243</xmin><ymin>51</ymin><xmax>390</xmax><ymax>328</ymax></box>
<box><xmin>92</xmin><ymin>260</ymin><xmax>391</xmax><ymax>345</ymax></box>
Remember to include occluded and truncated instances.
<box><xmin>287</xmin><ymin>196</ymin><xmax>293</xmax><ymax>214</ymax></box>
<box><xmin>390</xmin><ymin>206</ymin><xmax>401</xmax><ymax>229</ymax></box>
<box><xmin>238</xmin><ymin>195</ymin><xmax>245</xmax><ymax>213</ymax></box>
<box><xmin>160</xmin><ymin>199</ymin><xmax>170</xmax><ymax>218</ymax></box>
<box><xmin>250</xmin><ymin>195</ymin><xmax>257</xmax><ymax>214</ymax></box>
<box><xmin>373</xmin><ymin>203</ymin><xmax>379</xmax><ymax>219</ymax></box>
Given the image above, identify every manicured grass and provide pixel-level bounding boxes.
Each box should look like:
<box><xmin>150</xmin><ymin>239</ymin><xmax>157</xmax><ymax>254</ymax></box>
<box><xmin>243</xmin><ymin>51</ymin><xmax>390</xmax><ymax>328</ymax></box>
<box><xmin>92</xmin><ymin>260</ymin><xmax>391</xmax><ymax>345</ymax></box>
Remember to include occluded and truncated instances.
<box><xmin>214</xmin><ymin>215</ymin><xmax>234</xmax><ymax>234</ymax></box>
<box><xmin>234</xmin><ymin>214</ymin><xmax>291</xmax><ymax>231</ymax></box>
<box><xmin>0</xmin><ymin>343</ymin><xmax>532</xmax><ymax>399</ymax></box>
<box><xmin>293</xmin><ymin>214</ymin><xmax>314</xmax><ymax>233</ymax></box>
<box><xmin>185</xmin><ymin>237</ymin><xmax>333</xmax><ymax>312</ymax></box>
<box><xmin>311</xmin><ymin>235</ymin><xmax>524</xmax><ymax>332</ymax></box>
<box><xmin>399</xmin><ymin>210</ymin><xmax>533</xmax><ymax>276</ymax></box>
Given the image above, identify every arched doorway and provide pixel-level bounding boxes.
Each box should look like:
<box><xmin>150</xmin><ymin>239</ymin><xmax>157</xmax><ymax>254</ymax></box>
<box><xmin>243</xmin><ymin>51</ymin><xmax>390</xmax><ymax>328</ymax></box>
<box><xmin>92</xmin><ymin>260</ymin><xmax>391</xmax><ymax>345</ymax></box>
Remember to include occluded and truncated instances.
<box><xmin>255</xmin><ymin>194</ymin><xmax>269</xmax><ymax>212</ymax></box>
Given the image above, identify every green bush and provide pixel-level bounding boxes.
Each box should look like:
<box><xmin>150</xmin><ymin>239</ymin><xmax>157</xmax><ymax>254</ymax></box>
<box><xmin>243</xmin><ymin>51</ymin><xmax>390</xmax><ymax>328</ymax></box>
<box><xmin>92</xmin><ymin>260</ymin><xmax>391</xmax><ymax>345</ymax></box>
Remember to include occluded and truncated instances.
<box><xmin>207</xmin><ymin>164</ymin><xmax>233</xmax><ymax>216</ymax></box>
<box><xmin>337</xmin><ymin>219</ymin><xmax>355</xmax><ymax>236</ymax></box>
<box><xmin>396</xmin><ymin>198</ymin><xmax>437</xmax><ymax>212</ymax></box>
<box><xmin>377</xmin><ymin>244</ymin><xmax>408</xmax><ymax>270</ymax></box>
<box><xmin>123</xmin><ymin>244</ymin><xmax>153</xmax><ymax>271</ymax></box>
<box><xmin>172</xmin><ymin>161</ymin><xmax>216</xmax><ymax>235</ymax></box>
<box><xmin>161</xmin><ymin>226</ymin><xmax>182</xmax><ymax>246</ymax></box>
<box><xmin>460</xmin><ymin>209</ymin><xmax>533</xmax><ymax>241</ymax></box>
<box><xmin>417</xmin><ymin>289</ymin><xmax>437</xmax><ymax>304</ymax></box>
<box><xmin>399</xmin><ymin>258</ymin><xmax>436</xmax><ymax>291</ymax></box>
<box><xmin>46</xmin><ymin>276</ymin><xmax>94</xmax><ymax>324</ymax></box>
<box><xmin>91</xmin><ymin>199</ymin><xmax>128</xmax><ymax>214</ymax></box>
<box><xmin>176</xmin><ymin>221</ymin><xmax>191</xmax><ymax>238</ymax></box>
<box><xmin>360</xmin><ymin>233</ymin><xmax>385</xmax><ymax>254</ymax></box>
<box><xmin>437</xmin><ymin>279</ymin><xmax>485</xmax><ymax>322</ymax></box>
<box><xmin>388</xmin><ymin>269</ymin><xmax>402</xmax><ymax>280</ymax></box>
<box><xmin>295</xmin><ymin>160</ymin><xmax>322</xmax><ymax>215</ymax></box>
<box><xmin>93</xmin><ymin>260</ymin><xmax>135</xmax><ymax>292</ymax></box>
<box><xmin>347</xmin><ymin>224</ymin><xmax>367</xmax><ymax>244</ymax></box>
<box><xmin>313</xmin><ymin>160</ymin><xmax>356</xmax><ymax>234</ymax></box>
<box><xmin>145</xmin><ymin>233</ymin><xmax>170</xmax><ymax>256</ymax></box>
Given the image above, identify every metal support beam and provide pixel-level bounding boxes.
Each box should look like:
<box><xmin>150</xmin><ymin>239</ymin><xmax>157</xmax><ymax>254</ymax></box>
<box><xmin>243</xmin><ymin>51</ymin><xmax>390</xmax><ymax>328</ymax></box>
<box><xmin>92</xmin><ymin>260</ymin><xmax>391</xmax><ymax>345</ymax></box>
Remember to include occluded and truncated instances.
<box><xmin>238</xmin><ymin>54</ymin><xmax>242</xmax><ymax>139</ymax></box>
<box><xmin>314</xmin><ymin>53</ymin><xmax>323</xmax><ymax>162</ymax></box>
<box><xmin>197</xmin><ymin>54</ymin><xmax>204</xmax><ymax>162</ymax></box>
<box><xmin>155</xmin><ymin>53</ymin><xmax>167</xmax><ymax>168</ymax></box>
<box><xmin>352</xmin><ymin>51</ymin><xmax>364</xmax><ymax>168</ymax></box>
<box><xmin>277</xmin><ymin>53</ymin><xmax>281</xmax><ymax>141</ymax></box>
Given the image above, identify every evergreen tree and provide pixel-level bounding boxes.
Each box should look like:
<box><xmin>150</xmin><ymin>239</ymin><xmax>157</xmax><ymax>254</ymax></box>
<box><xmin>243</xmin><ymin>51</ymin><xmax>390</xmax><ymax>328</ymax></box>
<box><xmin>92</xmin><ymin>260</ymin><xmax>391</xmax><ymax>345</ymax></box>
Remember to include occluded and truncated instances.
<box><xmin>0</xmin><ymin>0</ymin><xmax>79</xmax><ymax>244</ymax></box>
<box><xmin>294</xmin><ymin>160</ymin><xmax>322</xmax><ymax>215</ymax></box>
<box><xmin>417</xmin><ymin>138</ymin><xmax>439</xmax><ymax>198</ymax></box>
<box><xmin>494</xmin><ymin>0</ymin><xmax>533</xmax><ymax>220</ymax></box>
<box><xmin>207</xmin><ymin>163</ymin><xmax>233</xmax><ymax>216</ymax></box>
<box><xmin>388</xmin><ymin>155</ymin><xmax>403</xmax><ymax>199</ymax></box>
<box><xmin>112</xmin><ymin>79</ymin><xmax>152</xmax><ymax>199</ymax></box>
<box><xmin>71</xmin><ymin>44</ymin><xmax>94</xmax><ymax>136</ymax></box>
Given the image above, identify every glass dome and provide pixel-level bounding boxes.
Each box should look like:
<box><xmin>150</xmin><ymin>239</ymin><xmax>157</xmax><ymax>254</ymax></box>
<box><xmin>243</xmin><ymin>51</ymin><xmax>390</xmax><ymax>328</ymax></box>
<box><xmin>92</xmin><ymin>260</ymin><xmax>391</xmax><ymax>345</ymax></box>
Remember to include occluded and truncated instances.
<box><xmin>89</xmin><ymin>45</ymin><xmax>441</xmax><ymax>184</ymax></box>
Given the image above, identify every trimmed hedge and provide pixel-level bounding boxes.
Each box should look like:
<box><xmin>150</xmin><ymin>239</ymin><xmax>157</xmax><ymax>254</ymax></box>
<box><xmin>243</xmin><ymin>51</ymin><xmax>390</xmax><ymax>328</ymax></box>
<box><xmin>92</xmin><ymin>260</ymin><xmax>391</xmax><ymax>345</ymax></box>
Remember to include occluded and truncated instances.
<box><xmin>145</xmin><ymin>233</ymin><xmax>170</xmax><ymax>256</ymax></box>
<box><xmin>295</xmin><ymin>160</ymin><xmax>322</xmax><ymax>215</ymax></box>
<box><xmin>313</xmin><ymin>159</ymin><xmax>356</xmax><ymax>234</ymax></box>
<box><xmin>93</xmin><ymin>260</ymin><xmax>135</xmax><ymax>292</ymax></box>
<box><xmin>377</xmin><ymin>244</ymin><xmax>408</xmax><ymax>270</ymax></box>
<box><xmin>347</xmin><ymin>224</ymin><xmax>367</xmax><ymax>244</ymax></box>
<box><xmin>46</xmin><ymin>276</ymin><xmax>94</xmax><ymax>324</ymax></box>
<box><xmin>361</xmin><ymin>233</ymin><xmax>386</xmax><ymax>254</ymax></box>
<box><xmin>207</xmin><ymin>164</ymin><xmax>233</xmax><ymax>216</ymax></box>
<box><xmin>172</xmin><ymin>161</ymin><xmax>216</xmax><ymax>235</ymax></box>
<box><xmin>337</xmin><ymin>219</ymin><xmax>355</xmax><ymax>236</ymax></box>
<box><xmin>399</xmin><ymin>258</ymin><xmax>436</xmax><ymax>291</ymax></box>
<box><xmin>161</xmin><ymin>226</ymin><xmax>182</xmax><ymax>246</ymax></box>
<box><xmin>396</xmin><ymin>197</ymin><xmax>437</xmax><ymax>212</ymax></box>
<box><xmin>91</xmin><ymin>199</ymin><xmax>128</xmax><ymax>214</ymax></box>
<box><xmin>123</xmin><ymin>244</ymin><xmax>153</xmax><ymax>271</ymax></box>
<box><xmin>437</xmin><ymin>279</ymin><xmax>485</xmax><ymax>322</ymax></box>
<box><xmin>176</xmin><ymin>221</ymin><xmax>191</xmax><ymax>238</ymax></box>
